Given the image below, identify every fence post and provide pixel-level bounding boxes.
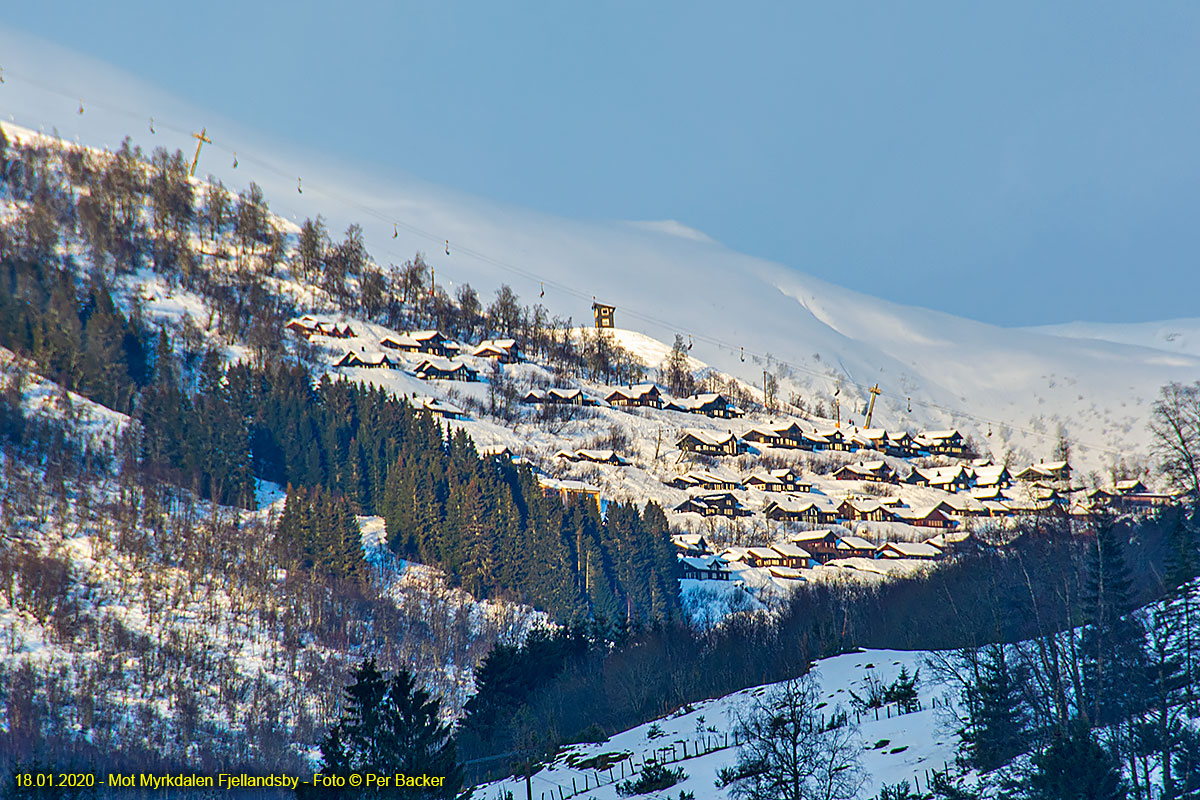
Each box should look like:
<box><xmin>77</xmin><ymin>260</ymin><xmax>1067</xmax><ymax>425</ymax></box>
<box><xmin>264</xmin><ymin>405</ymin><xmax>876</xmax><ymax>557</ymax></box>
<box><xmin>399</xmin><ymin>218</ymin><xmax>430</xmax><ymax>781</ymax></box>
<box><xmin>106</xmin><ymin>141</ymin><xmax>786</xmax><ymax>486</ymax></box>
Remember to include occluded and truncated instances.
<box><xmin>558</xmin><ymin>786</ymin><xmax>564</xmax><ymax>800</ymax></box>
<box><xmin>875</xmin><ymin>707</ymin><xmax>879</xmax><ymax>721</ymax></box>
<box><xmin>572</xmin><ymin>778</ymin><xmax>576</xmax><ymax>795</ymax></box>
<box><xmin>683</xmin><ymin>741</ymin><xmax>688</xmax><ymax>758</ymax></box>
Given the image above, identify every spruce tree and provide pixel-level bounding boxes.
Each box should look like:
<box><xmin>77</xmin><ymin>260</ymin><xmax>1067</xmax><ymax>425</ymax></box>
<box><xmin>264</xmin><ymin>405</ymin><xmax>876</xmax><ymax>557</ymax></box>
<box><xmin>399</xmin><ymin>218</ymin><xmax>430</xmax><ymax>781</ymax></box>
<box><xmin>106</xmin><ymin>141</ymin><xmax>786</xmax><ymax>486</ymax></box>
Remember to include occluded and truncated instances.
<box><xmin>1027</xmin><ymin>722</ymin><xmax>1127</xmax><ymax>800</ymax></box>
<box><xmin>304</xmin><ymin>659</ymin><xmax>462</xmax><ymax>799</ymax></box>
<box><xmin>1080</xmin><ymin>513</ymin><xmax>1151</xmax><ymax>727</ymax></box>
<box><xmin>966</xmin><ymin>645</ymin><xmax>1029</xmax><ymax>772</ymax></box>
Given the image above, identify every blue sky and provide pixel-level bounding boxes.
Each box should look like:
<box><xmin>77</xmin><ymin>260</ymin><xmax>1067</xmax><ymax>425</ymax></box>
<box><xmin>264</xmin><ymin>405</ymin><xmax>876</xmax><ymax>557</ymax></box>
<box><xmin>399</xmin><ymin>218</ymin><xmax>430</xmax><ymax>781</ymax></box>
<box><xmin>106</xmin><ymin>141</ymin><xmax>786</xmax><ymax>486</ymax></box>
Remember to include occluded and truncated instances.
<box><xmin>5</xmin><ymin>2</ymin><xmax>1200</xmax><ymax>326</ymax></box>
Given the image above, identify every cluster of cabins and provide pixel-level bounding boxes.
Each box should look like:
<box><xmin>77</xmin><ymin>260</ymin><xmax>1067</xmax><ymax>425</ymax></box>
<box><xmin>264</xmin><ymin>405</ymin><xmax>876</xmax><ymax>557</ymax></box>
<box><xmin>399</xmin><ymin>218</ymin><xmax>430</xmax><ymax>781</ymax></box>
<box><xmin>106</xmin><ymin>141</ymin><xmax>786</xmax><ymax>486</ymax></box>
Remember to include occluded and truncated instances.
<box><xmin>670</xmin><ymin>423</ymin><xmax>971</xmax><ymax>461</ymax></box>
<box><xmin>290</xmin><ymin>317</ymin><xmax>523</xmax><ymax>383</ymax></box>
<box><xmin>674</xmin><ymin>530</ymin><xmax>956</xmax><ymax>582</ymax></box>
<box><xmin>522</xmin><ymin>384</ymin><xmax>745</xmax><ymax>420</ymax></box>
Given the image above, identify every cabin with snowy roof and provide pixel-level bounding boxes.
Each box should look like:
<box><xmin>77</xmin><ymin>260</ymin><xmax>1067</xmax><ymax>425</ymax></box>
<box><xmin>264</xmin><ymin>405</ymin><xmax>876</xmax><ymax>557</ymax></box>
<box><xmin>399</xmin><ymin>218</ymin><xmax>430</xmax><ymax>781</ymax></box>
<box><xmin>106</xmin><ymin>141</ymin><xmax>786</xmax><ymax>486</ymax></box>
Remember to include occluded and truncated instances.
<box><xmin>665</xmin><ymin>393</ymin><xmax>745</xmax><ymax>419</ymax></box>
<box><xmin>877</xmin><ymin>541</ymin><xmax>943</xmax><ymax>560</ymax></box>
<box><xmin>744</xmin><ymin>468</ymin><xmax>808</xmax><ymax>493</ymax></box>
<box><xmin>890</xmin><ymin>506</ymin><xmax>956</xmax><ymax>528</ymax></box>
<box><xmin>917</xmin><ymin>429</ymin><xmax>967</xmax><ymax>456</ymax></box>
<box><xmin>380</xmin><ymin>330</ymin><xmax>460</xmax><ymax>358</ymax></box>
<box><xmin>471</xmin><ymin>338</ymin><xmax>521</xmax><ymax>363</ymax></box>
<box><xmin>673</xmin><ymin>492</ymin><xmax>749</xmax><ymax>518</ymax></box>
<box><xmin>416</xmin><ymin>397</ymin><xmax>468</xmax><ymax>420</ymax></box>
<box><xmin>605</xmin><ymin>383</ymin><xmax>663</xmax><ymax>408</ymax></box>
<box><xmin>770</xmin><ymin>542</ymin><xmax>816</xmax><ymax>569</ymax></box>
<box><xmin>666</xmin><ymin>470</ymin><xmax>743</xmax><ymax>492</ymax></box>
<box><xmin>762</xmin><ymin>497</ymin><xmax>837</xmax><ymax>524</ymax></box>
<box><xmin>1014</xmin><ymin>460</ymin><xmax>1071</xmax><ymax>483</ymax></box>
<box><xmin>786</xmin><ymin>531</ymin><xmax>841</xmax><ymax>562</ymax></box>
<box><xmin>837</xmin><ymin>498</ymin><xmax>897</xmax><ymax>523</ymax></box>
<box><xmin>672</xmin><ymin>534</ymin><xmax>712</xmax><ymax>556</ymax></box>
<box><xmin>414</xmin><ymin>357</ymin><xmax>479</xmax><ymax>382</ymax></box>
<box><xmin>907</xmin><ymin>464</ymin><xmax>972</xmax><ymax>492</ymax></box>
<box><xmin>539</xmin><ymin>477</ymin><xmax>604</xmax><ymax>510</ymax></box>
<box><xmin>679</xmin><ymin>555</ymin><xmax>731</xmax><ymax>581</ymax></box>
<box><xmin>676</xmin><ymin>429</ymin><xmax>743</xmax><ymax>456</ymax></box>
<box><xmin>832</xmin><ymin>461</ymin><xmax>899</xmax><ymax>484</ymax></box>
<box><xmin>334</xmin><ymin>352</ymin><xmax>396</xmax><ymax>369</ymax></box>
<box><xmin>833</xmin><ymin>535</ymin><xmax>879</xmax><ymax>559</ymax></box>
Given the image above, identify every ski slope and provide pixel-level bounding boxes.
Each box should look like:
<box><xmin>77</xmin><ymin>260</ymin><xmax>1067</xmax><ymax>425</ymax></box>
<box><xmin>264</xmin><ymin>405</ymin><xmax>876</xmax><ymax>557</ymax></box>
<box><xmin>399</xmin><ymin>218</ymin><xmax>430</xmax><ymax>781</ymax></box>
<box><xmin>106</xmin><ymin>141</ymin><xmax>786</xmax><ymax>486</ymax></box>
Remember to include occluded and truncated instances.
<box><xmin>1</xmin><ymin>30</ymin><xmax>1194</xmax><ymax>477</ymax></box>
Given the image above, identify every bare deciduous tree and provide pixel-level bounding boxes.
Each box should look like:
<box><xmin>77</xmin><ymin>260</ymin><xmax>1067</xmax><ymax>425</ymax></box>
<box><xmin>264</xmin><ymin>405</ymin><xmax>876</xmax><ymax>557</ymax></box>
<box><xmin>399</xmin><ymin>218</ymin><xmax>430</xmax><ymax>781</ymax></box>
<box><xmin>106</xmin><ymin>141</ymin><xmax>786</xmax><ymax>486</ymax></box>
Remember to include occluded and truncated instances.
<box><xmin>723</xmin><ymin>674</ymin><xmax>863</xmax><ymax>800</ymax></box>
<box><xmin>1150</xmin><ymin>381</ymin><xmax>1200</xmax><ymax>500</ymax></box>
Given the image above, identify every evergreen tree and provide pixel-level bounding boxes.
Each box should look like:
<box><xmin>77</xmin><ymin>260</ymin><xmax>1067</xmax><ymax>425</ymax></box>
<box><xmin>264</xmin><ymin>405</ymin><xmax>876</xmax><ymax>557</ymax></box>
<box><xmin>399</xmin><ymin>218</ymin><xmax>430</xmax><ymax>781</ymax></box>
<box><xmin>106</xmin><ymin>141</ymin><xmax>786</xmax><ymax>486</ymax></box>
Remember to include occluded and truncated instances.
<box><xmin>1027</xmin><ymin>722</ymin><xmax>1127</xmax><ymax>800</ymax></box>
<box><xmin>964</xmin><ymin>645</ymin><xmax>1029</xmax><ymax>772</ymax></box>
<box><xmin>1080</xmin><ymin>513</ymin><xmax>1151</xmax><ymax>727</ymax></box>
<box><xmin>304</xmin><ymin>659</ymin><xmax>462</xmax><ymax>799</ymax></box>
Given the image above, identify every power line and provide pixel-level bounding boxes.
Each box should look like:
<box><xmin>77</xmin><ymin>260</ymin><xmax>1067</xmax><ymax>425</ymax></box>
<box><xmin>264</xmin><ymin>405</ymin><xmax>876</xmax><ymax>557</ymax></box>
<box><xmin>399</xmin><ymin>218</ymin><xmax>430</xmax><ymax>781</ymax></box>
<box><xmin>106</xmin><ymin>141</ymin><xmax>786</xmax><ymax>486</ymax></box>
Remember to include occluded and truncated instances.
<box><xmin>0</xmin><ymin>66</ymin><xmax>1139</xmax><ymax>458</ymax></box>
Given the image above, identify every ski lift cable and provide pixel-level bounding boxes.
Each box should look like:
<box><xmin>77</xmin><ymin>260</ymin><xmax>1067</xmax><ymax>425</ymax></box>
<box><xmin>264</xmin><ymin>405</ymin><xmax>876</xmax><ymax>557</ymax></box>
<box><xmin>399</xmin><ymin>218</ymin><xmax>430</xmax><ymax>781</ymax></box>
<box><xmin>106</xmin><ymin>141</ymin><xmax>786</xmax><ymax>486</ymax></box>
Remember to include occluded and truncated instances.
<box><xmin>1</xmin><ymin>70</ymin><xmax>1128</xmax><ymax>456</ymax></box>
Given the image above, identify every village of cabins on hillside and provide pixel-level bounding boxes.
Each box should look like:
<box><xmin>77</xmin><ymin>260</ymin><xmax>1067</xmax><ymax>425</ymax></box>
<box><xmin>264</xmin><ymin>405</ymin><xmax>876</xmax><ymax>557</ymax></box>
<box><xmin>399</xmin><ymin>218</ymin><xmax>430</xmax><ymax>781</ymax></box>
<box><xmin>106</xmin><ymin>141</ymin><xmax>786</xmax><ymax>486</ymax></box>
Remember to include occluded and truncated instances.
<box><xmin>288</xmin><ymin>295</ymin><xmax>1179</xmax><ymax>590</ymax></box>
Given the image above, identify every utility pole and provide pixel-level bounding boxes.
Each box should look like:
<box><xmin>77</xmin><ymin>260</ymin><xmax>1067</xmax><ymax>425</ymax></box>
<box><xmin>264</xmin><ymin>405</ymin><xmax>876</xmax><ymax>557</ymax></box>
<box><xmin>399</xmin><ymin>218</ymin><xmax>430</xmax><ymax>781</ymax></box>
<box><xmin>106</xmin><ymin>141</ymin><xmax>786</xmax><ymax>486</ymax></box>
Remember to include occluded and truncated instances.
<box><xmin>189</xmin><ymin>127</ymin><xmax>212</xmax><ymax>177</ymax></box>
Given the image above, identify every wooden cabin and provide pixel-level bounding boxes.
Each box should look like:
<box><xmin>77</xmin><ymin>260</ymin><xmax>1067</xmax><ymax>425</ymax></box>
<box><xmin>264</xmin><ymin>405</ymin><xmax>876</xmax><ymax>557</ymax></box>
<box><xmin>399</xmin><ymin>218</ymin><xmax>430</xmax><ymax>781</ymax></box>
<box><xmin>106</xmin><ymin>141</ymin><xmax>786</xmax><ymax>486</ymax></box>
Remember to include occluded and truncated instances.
<box><xmin>414</xmin><ymin>358</ymin><xmax>479</xmax><ymax>382</ymax></box>
<box><xmin>666</xmin><ymin>470</ymin><xmax>743</xmax><ymax>491</ymax></box>
<box><xmin>833</xmin><ymin>535</ymin><xmax>878</xmax><ymax>559</ymax></box>
<box><xmin>380</xmin><ymin>330</ymin><xmax>460</xmax><ymax>358</ymax></box>
<box><xmin>770</xmin><ymin>542</ymin><xmax>815</xmax><ymax>569</ymax></box>
<box><xmin>744</xmin><ymin>547</ymin><xmax>786</xmax><ymax>568</ymax></box>
<box><xmin>745</xmin><ymin>468</ymin><xmax>808</xmax><ymax>493</ymax></box>
<box><xmin>665</xmin><ymin>393</ymin><xmax>745</xmax><ymax>419</ymax></box>
<box><xmin>672</xmin><ymin>534</ymin><xmax>711</xmax><ymax>556</ymax></box>
<box><xmin>679</xmin><ymin>556</ymin><xmax>731</xmax><ymax>581</ymax></box>
<box><xmin>538</xmin><ymin>477</ymin><xmax>603</xmax><ymax>511</ymax></box>
<box><xmin>673</xmin><ymin>492</ymin><xmax>749</xmax><ymax>518</ymax></box>
<box><xmin>836</xmin><ymin>498</ymin><xmax>896</xmax><ymax>523</ymax></box>
<box><xmin>471</xmin><ymin>338</ymin><xmax>521</xmax><ymax>363</ymax></box>
<box><xmin>1014</xmin><ymin>460</ymin><xmax>1071</xmax><ymax>484</ymax></box>
<box><xmin>876</xmin><ymin>541</ymin><xmax>943</xmax><ymax>560</ymax></box>
<box><xmin>890</xmin><ymin>506</ymin><xmax>955</xmax><ymax>528</ymax></box>
<box><xmin>676</xmin><ymin>429</ymin><xmax>742</xmax><ymax>456</ymax></box>
<box><xmin>416</xmin><ymin>397</ymin><xmax>468</xmax><ymax>420</ymax></box>
<box><xmin>605</xmin><ymin>384</ymin><xmax>663</xmax><ymax>408</ymax></box>
<box><xmin>907</xmin><ymin>465</ymin><xmax>972</xmax><ymax>492</ymax></box>
<box><xmin>788</xmin><ymin>531</ymin><xmax>842</xmax><ymax>563</ymax></box>
<box><xmin>832</xmin><ymin>461</ymin><xmax>898</xmax><ymax>484</ymax></box>
<box><xmin>917</xmin><ymin>429</ymin><xmax>967</xmax><ymax>457</ymax></box>
<box><xmin>762</xmin><ymin>498</ymin><xmax>837</xmax><ymax>525</ymax></box>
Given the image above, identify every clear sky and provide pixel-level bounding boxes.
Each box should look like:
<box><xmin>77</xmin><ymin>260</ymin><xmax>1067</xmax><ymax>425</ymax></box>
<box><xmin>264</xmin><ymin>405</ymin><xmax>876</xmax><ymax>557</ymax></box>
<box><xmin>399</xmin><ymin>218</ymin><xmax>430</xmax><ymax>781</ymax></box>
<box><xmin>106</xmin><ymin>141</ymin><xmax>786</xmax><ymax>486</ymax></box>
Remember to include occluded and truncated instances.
<box><xmin>4</xmin><ymin>2</ymin><xmax>1200</xmax><ymax>326</ymax></box>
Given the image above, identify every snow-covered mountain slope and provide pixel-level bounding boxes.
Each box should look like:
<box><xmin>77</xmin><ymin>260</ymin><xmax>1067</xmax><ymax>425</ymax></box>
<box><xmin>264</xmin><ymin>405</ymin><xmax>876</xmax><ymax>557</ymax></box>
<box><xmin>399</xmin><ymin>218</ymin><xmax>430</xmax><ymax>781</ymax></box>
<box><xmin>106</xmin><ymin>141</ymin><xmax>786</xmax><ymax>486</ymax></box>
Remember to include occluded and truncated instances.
<box><xmin>479</xmin><ymin>648</ymin><xmax>956</xmax><ymax>800</ymax></box>
<box><xmin>1028</xmin><ymin>318</ymin><xmax>1200</xmax><ymax>359</ymax></box>
<box><xmin>1</xmin><ymin>49</ymin><xmax>1190</xmax><ymax>485</ymax></box>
